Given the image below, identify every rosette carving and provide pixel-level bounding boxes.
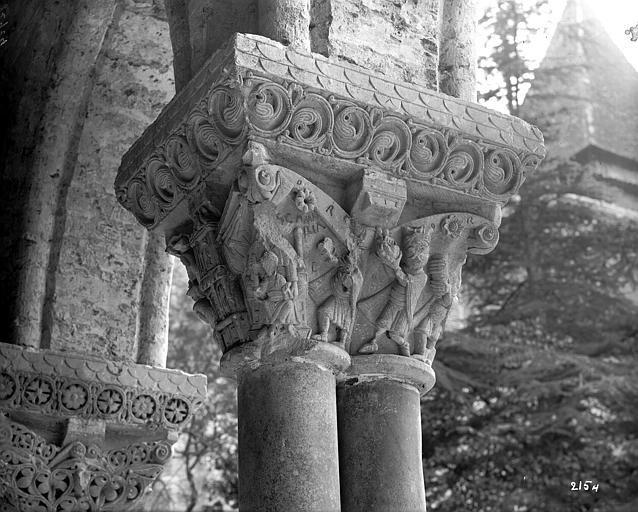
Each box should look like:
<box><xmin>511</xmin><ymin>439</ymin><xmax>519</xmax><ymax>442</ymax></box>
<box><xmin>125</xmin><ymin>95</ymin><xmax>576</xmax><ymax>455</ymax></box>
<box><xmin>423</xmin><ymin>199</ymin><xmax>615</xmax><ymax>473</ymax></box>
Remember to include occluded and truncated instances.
<box><xmin>332</xmin><ymin>102</ymin><xmax>373</xmax><ymax>158</ymax></box>
<box><xmin>247</xmin><ymin>81</ymin><xmax>292</xmax><ymax>135</ymax></box>
<box><xmin>441</xmin><ymin>140</ymin><xmax>484</xmax><ymax>191</ymax></box>
<box><xmin>407</xmin><ymin>127</ymin><xmax>448</xmax><ymax>178</ymax></box>
<box><xmin>480</xmin><ymin>148</ymin><xmax>523</xmax><ymax>201</ymax></box>
<box><xmin>367</xmin><ymin>116</ymin><xmax>411</xmax><ymax>171</ymax></box>
<box><xmin>285</xmin><ymin>93</ymin><xmax>334</xmax><ymax>149</ymax></box>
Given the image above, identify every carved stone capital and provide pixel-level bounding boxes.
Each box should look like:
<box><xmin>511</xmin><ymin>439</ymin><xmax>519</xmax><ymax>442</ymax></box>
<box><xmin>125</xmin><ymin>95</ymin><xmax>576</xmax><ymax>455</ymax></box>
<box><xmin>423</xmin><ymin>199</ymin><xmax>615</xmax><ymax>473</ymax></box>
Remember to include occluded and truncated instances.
<box><xmin>114</xmin><ymin>33</ymin><xmax>545</xmax><ymax>368</ymax></box>
<box><xmin>0</xmin><ymin>343</ymin><xmax>206</xmax><ymax>510</ymax></box>
<box><xmin>0</xmin><ymin>417</ymin><xmax>172</xmax><ymax>511</ymax></box>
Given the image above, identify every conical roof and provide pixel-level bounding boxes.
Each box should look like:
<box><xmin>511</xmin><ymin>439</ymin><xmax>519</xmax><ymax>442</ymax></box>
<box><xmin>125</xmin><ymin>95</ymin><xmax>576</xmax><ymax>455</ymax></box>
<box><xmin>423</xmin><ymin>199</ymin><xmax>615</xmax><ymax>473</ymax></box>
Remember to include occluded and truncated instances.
<box><xmin>520</xmin><ymin>0</ymin><xmax>638</xmax><ymax>163</ymax></box>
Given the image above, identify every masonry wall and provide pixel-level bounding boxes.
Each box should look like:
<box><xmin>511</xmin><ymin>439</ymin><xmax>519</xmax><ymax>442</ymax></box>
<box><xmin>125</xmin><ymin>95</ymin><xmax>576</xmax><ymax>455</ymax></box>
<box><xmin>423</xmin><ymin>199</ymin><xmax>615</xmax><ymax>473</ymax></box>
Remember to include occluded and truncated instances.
<box><xmin>0</xmin><ymin>0</ymin><xmax>175</xmax><ymax>362</ymax></box>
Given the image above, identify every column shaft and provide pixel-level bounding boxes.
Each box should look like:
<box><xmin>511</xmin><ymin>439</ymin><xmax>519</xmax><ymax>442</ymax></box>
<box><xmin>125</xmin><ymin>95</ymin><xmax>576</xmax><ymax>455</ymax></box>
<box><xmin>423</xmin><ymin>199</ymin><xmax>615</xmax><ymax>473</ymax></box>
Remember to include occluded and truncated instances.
<box><xmin>338</xmin><ymin>379</ymin><xmax>426</xmax><ymax>512</ymax></box>
<box><xmin>237</xmin><ymin>360</ymin><xmax>341</xmax><ymax>512</ymax></box>
<box><xmin>258</xmin><ymin>0</ymin><xmax>311</xmax><ymax>50</ymax></box>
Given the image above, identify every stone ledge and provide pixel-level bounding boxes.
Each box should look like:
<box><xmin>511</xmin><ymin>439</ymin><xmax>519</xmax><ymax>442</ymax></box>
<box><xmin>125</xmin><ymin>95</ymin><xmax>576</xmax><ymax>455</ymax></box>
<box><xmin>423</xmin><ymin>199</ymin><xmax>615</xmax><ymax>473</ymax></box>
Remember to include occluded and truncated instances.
<box><xmin>0</xmin><ymin>342</ymin><xmax>207</xmax><ymax>430</ymax></box>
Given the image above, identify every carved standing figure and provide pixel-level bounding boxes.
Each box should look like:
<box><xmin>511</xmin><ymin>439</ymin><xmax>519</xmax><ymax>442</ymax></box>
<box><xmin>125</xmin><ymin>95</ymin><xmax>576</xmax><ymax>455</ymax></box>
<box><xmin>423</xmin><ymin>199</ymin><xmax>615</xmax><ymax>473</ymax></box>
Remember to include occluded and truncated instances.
<box><xmin>312</xmin><ymin>253</ymin><xmax>363</xmax><ymax>348</ymax></box>
<box><xmin>359</xmin><ymin>226</ymin><xmax>431</xmax><ymax>356</ymax></box>
<box><xmin>254</xmin><ymin>251</ymin><xmax>300</xmax><ymax>337</ymax></box>
<box><xmin>413</xmin><ymin>255</ymin><xmax>464</xmax><ymax>361</ymax></box>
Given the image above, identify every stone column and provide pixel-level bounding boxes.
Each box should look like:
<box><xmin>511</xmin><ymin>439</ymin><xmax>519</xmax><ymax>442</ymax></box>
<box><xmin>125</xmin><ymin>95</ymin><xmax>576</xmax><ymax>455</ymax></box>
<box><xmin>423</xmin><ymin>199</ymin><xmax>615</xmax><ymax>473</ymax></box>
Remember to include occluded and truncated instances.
<box><xmin>223</xmin><ymin>343</ymin><xmax>348</xmax><ymax>511</ymax></box>
<box><xmin>337</xmin><ymin>356</ymin><xmax>434</xmax><ymax>512</ymax></box>
<box><xmin>115</xmin><ymin>33</ymin><xmax>545</xmax><ymax>511</ymax></box>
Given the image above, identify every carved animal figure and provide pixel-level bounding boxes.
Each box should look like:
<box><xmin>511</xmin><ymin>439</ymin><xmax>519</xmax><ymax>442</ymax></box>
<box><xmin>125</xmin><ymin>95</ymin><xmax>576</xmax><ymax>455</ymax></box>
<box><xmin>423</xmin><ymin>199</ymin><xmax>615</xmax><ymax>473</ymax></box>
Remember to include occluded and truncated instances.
<box><xmin>313</xmin><ymin>257</ymin><xmax>363</xmax><ymax>348</ymax></box>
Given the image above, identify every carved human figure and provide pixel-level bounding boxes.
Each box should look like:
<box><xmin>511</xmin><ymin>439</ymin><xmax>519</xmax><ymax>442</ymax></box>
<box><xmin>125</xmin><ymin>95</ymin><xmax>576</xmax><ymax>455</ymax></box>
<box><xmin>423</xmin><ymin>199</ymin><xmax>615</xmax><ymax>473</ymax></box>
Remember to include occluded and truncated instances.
<box><xmin>313</xmin><ymin>254</ymin><xmax>363</xmax><ymax>348</ymax></box>
<box><xmin>413</xmin><ymin>255</ymin><xmax>464</xmax><ymax>360</ymax></box>
<box><xmin>254</xmin><ymin>251</ymin><xmax>300</xmax><ymax>336</ymax></box>
<box><xmin>359</xmin><ymin>227</ymin><xmax>431</xmax><ymax>356</ymax></box>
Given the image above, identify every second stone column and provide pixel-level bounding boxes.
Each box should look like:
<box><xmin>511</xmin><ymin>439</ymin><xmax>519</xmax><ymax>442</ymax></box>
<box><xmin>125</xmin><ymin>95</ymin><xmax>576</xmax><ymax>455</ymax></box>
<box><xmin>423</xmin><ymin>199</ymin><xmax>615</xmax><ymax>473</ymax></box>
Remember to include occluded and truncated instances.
<box><xmin>337</xmin><ymin>355</ymin><xmax>435</xmax><ymax>512</ymax></box>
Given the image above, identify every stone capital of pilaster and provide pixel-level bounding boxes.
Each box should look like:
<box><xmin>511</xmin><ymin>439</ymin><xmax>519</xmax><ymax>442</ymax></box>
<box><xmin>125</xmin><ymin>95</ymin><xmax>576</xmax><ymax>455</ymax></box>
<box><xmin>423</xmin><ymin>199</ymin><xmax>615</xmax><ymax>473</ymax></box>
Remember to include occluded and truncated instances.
<box><xmin>0</xmin><ymin>343</ymin><xmax>206</xmax><ymax>432</ymax></box>
<box><xmin>0</xmin><ymin>342</ymin><xmax>207</xmax><ymax>511</ymax></box>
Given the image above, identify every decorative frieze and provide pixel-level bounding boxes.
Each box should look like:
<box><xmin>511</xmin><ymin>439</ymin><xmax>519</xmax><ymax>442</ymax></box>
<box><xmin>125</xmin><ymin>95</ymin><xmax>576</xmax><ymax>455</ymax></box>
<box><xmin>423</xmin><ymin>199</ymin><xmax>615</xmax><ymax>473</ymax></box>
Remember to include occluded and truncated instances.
<box><xmin>0</xmin><ymin>343</ymin><xmax>206</xmax><ymax>430</ymax></box>
<box><xmin>0</xmin><ymin>417</ymin><xmax>172</xmax><ymax>512</ymax></box>
<box><xmin>115</xmin><ymin>33</ymin><xmax>545</xmax><ymax>229</ymax></box>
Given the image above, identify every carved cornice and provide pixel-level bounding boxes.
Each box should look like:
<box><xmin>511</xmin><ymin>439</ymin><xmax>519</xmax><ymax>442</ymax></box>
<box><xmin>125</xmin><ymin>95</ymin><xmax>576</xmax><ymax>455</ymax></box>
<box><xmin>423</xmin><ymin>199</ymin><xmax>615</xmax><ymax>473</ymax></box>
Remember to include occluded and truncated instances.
<box><xmin>0</xmin><ymin>418</ymin><xmax>171</xmax><ymax>511</ymax></box>
<box><xmin>0</xmin><ymin>343</ymin><xmax>206</xmax><ymax>430</ymax></box>
<box><xmin>115</xmin><ymin>33</ymin><xmax>545</xmax><ymax>229</ymax></box>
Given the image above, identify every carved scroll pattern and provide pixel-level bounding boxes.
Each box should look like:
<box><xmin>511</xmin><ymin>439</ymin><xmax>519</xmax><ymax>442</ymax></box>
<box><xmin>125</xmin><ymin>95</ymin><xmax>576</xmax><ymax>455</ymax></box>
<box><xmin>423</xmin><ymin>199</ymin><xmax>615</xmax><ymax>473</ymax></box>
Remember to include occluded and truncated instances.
<box><xmin>116</xmin><ymin>75</ymin><xmax>543</xmax><ymax>228</ymax></box>
<box><xmin>0</xmin><ymin>420</ymin><xmax>171</xmax><ymax>512</ymax></box>
<box><xmin>0</xmin><ymin>369</ymin><xmax>199</xmax><ymax>430</ymax></box>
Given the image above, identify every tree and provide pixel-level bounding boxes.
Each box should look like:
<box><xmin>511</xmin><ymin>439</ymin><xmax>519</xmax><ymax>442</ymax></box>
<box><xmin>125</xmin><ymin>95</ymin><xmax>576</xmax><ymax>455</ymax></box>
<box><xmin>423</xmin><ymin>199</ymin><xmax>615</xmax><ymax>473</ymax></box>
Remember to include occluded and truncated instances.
<box><xmin>421</xmin><ymin>3</ymin><xmax>638</xmax><ymax>510</ymax></box>
<box><xmin>478</xmin><ymin>0</ymin><xmax>551</xmax><ymax>115</ymax></box>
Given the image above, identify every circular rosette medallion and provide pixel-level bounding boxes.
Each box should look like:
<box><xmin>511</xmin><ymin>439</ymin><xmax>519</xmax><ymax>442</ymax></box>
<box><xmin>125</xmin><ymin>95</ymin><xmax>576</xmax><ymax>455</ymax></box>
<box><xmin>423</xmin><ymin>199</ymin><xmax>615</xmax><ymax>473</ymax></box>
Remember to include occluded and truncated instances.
<box><xmin>367</xmin><ymin>116</ymin><xmax>411</xmax><ymax>171</ymax></box>
<box><xmin>441</xmin><ymin>140</ymin><xmax>483</xmax><ymax>192</ymax></box>
<box><xmin>286</xmin><ymin>93</ymin><xmax>333</xmax><ymax>149</ymax></box>
<box><xmin>208</xmin><ymin>86</ymin><xmax>246</xmax><ymax>143</ymax></box>
<box><xmin>331</xmin><ymin>102</ymin><xmax>373</xmax><ymax>158</ymax></box>
<box><xmin>247</xmin><ymin>81</ymin><xmax>293</xmax><ymax>136</ymax></box>
<box><xmin>480</xmin><ymin>148</ymin><xmax>523</xmax><ymax>202</ymax></box>
<box><xmin>407</xmin><ymin>127</ymin><xmax>448</xmax><ymax>178</ymax></box>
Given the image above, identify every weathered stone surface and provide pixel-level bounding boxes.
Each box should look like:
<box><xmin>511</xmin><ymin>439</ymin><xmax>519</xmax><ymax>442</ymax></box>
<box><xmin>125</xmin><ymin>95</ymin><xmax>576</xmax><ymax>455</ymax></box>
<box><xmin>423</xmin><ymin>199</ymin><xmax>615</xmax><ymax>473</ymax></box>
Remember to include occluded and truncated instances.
<box><xmin>47</xmin><ymin>0</ymin><xmax>175</xmax><ymax>361</ymax></box>
<box><xmin>237</xmin><ymin>355</ymin><xmax>345</xmax><ymax>512</ymax></box>
<box><xmin>310</xmin><ymin>0</ymin><xmax>440</xmax><ymax>87</ymax></box>
<box><xmin>337</xmin><ymin>355</ymin><xmax>431</xmax><ymax>512</ymax></box>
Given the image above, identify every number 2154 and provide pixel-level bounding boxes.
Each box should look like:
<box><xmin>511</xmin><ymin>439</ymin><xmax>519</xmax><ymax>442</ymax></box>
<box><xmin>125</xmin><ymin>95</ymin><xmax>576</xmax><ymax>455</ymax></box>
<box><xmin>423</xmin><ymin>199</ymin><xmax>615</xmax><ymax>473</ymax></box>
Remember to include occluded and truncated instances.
<box><xmin>571</xmin><ymin>480</ymin><xmax>599</xmax><ymax>492</ymax></box>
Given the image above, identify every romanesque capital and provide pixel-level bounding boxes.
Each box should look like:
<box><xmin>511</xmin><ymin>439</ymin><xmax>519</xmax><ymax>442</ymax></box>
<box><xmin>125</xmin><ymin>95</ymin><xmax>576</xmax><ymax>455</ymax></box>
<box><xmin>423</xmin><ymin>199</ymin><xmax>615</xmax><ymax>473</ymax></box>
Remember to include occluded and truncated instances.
<box><xmin>0</xmin><ymin>343</ymin><xmax>207</xmax><ymax>511</ymax></box>
<box><xmin>114</xmin><ymin>33</ymin><xmax>545</xmax><ymax>369</ymax></box>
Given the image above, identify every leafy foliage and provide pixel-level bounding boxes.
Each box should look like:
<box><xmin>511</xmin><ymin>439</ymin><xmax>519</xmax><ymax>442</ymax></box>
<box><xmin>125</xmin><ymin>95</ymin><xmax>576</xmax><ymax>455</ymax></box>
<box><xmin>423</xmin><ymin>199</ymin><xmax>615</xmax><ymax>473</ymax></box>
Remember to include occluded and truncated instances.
<box><xmin>478</xmin><ymin>0</ymin><xmax>551</xmax><ymax>115</ymax></box>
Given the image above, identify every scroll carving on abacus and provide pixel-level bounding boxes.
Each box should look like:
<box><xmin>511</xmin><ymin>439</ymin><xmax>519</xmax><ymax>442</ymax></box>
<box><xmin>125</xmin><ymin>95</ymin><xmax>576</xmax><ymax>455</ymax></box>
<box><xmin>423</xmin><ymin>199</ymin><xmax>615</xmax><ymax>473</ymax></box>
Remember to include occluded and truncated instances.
<box><xmin>115</xmin><ymin>34</ymin><xmax>545</xmax><ymax>229</ymax></box>
<box><xmin>0</xmin><ymin>418</ymin><xmax>172</xmax><ymax>512</ymax></box>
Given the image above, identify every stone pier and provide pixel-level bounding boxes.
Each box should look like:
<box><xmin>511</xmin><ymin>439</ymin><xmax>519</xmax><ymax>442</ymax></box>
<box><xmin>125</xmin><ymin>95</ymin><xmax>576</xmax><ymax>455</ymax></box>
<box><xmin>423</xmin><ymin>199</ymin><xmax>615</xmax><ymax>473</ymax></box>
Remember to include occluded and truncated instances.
<box><xmin>115</xmin><ymin>30</ymin><xmax>545</xmax><ymax>510</ymax></box>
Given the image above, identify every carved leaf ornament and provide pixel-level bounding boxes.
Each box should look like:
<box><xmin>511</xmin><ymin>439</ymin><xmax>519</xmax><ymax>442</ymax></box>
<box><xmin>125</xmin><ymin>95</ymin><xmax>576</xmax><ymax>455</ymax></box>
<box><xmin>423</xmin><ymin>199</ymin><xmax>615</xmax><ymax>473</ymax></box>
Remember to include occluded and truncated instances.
<box><xmin>0</xmin><ymin>419</ymin><xmax>171</xmax><ymax>512</ymax></box>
